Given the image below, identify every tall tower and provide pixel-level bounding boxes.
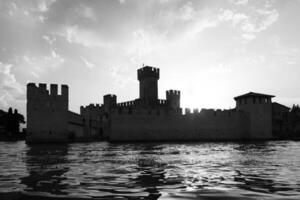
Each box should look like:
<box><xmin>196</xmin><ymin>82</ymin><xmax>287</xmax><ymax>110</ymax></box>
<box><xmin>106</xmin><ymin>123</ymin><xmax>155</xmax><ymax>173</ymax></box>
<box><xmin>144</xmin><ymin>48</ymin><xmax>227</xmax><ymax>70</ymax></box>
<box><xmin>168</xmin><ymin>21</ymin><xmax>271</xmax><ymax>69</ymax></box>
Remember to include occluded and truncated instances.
<box><xmin>137</xmin><ymin>66</ymin><xmax>159</xmax><ymax>102</ymax></box>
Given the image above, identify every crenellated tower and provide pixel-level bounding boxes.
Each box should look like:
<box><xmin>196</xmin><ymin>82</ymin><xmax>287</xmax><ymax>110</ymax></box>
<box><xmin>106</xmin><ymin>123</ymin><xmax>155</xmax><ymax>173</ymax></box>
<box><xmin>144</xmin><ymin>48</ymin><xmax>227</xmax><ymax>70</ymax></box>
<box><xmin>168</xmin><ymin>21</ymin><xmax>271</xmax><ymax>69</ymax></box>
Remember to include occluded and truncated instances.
<box><xmin>137</xmin><ymin>66</ymin><xmax>159</xmax><ymax>103</ymax></box>
<box><xmin>166</xmin><ymin>90</ymin><xmax>180</xmax><ymax>110</ymax></box>
<box><xmin>26</xmin><ymin>83</ymin><xmax>69</xmax><ymax>143</ymax></box>
<box><xmin>103</xmin><ymin>94</ymin><xmax>117</xmax><ymax>112</ymax></box>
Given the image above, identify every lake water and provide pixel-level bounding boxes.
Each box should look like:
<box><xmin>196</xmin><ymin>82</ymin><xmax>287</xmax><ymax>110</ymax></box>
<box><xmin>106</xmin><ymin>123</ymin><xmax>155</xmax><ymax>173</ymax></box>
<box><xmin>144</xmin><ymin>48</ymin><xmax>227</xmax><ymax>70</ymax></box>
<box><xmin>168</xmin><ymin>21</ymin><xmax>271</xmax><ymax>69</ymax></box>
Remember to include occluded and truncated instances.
<box><xmin>0</xmin><ymin>141</ymin><xmax>300</xmax><ymax>199</ymax></box>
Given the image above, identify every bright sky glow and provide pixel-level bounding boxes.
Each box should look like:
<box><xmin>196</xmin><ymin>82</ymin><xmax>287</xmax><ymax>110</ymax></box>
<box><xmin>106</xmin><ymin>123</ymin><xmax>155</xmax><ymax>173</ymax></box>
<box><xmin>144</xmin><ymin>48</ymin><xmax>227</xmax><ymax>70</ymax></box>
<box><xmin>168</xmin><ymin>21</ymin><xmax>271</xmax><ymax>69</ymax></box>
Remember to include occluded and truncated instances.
<box><xmin>1</xmin><ymin>0</ymin><xmax>300</xmax><ymax>116</ymax></box>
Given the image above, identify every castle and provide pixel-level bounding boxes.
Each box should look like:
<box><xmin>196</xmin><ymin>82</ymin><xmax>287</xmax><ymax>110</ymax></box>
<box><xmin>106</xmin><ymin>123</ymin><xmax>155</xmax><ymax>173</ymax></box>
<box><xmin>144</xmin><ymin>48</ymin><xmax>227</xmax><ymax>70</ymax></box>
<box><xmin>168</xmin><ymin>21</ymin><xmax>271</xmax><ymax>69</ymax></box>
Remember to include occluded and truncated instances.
<box><xmin>26</xmin><ymin>66</ymin><xmax>277</xmax><ymax>143</ymax></box>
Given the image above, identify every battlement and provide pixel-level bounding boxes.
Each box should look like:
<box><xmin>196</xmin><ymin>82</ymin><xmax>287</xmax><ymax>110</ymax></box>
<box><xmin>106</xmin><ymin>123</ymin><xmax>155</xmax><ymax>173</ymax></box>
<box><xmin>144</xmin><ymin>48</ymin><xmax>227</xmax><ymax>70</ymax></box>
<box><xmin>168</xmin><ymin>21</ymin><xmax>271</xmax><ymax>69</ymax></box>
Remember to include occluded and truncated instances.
<box><xmin>117</xmin><ymin>99</ymin><xmax>168</xmax><ymax>108</ymax></box>
<box><xmin>80</xmin><ymin>103</ymin><xmax>103</xmax><ymax>118</ymax></box>
<box><xmin>117</xmin><ymin>100</ymin><xmax>136</xmax><ymax>107</ymax></box>
<box><xmin>83</xmin><ymin>103</ymin><xmax>102</xmax><ymax>109</ymax></box>
<box><xmin>137</xmin><ymin>66</ymin><xmax>159</xmax><ymax>80</ymax></box>
<box><xmin>27</xmin><ymin>83</ymin><xmax>68</xmax><ymax>97</ymax></box>
<box><xmin>184</xmin><ymin>108</ymin><xmax>238</xmax><ymax>118</ymax></box>
<box><xmin>112</xmin><ymin>106</ymin><xmax>171</xmax><ymax>116</ymax></box>
<box><xmin>166</xmin><ymin>90</ymin><xmax>180</xmax><ymax>96</ymax></box>
<box><xmin>27</xmin><ymin>82</ymin><xmax>69</xmax><ymax>111</ymax></box>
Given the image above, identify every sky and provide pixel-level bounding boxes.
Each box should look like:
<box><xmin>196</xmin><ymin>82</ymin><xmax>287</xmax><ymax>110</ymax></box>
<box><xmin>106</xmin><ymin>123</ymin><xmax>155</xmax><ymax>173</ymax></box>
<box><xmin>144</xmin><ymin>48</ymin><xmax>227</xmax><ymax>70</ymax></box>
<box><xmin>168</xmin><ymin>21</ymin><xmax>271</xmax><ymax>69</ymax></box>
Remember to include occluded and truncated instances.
<box><xmin>0</xmin><ymin>0</ymin><xmax>300</xmax><ymax>117</ymax></box>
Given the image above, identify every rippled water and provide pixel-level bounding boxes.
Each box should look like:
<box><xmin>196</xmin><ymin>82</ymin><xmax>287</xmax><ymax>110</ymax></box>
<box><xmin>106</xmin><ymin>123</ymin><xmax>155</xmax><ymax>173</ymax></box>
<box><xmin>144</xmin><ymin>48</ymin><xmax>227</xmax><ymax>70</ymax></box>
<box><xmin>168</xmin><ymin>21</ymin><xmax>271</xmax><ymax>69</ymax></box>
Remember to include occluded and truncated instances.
<box><xmin>0</xmin><ymin>141</ymin><xmax>300</xmax><ymax>199</ymax></box>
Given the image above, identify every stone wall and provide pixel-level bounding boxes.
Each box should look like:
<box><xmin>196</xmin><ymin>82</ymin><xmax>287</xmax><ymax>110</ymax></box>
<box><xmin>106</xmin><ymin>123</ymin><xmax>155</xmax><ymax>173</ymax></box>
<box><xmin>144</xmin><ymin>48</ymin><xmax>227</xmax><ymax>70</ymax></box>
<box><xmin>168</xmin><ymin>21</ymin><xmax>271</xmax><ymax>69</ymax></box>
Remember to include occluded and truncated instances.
<box><xmin>109</xmin><ymin>108</ymin><xmax>249</xmax><ymax>142</ymax></box>
<box><xmin>68</xmin><ymin>111</ymin><xmax>85</xmax><ymax>139</ymax></box>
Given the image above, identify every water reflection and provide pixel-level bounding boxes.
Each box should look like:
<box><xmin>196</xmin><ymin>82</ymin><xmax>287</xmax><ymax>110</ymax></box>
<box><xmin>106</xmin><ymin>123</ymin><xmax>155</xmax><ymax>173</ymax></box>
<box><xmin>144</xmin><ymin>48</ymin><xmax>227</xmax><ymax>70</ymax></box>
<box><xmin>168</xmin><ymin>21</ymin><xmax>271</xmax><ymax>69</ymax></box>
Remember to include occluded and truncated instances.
<box><xmin>21</xmin><ymin>144</ymin><xmax>69</xmax><ymax>195</ymax></box>
<box><xmin>134</xmin><ymin>144</ymin><xmax>169</xmax><ymax>200</ymax></box>
<box><xmin>232</xmin><ymin>142</ymin><xmax>300</xmax><ymax>195</ymax></box>
<box><xmin>0</xmin><ymin>141</ymin><xmax>299</xmax><ymax>199</ymax></box>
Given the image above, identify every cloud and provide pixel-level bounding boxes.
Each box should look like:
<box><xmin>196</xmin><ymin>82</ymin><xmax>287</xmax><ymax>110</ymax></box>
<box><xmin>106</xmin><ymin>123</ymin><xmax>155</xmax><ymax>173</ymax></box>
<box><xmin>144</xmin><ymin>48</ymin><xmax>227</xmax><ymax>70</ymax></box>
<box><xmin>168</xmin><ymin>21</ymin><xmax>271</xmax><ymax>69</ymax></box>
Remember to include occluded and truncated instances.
<box><xmin>75</xmin><ymin>4</ymin><xmax>96</xmax><ymax>21</ymax></box>
<box><xmin>178</xmin><ymin>1</ymin><xmax>195</xmax><ymax>21</ymax></box>
<box><xmin>42</xmin><ymin>35</ymin><xmax>56</xmax><ymax>45</ymax></box>
<box><xmin>81</xmin><ymin>57</ymin><xmax>95</xmax><ymax>69</ymax></box>
<box><xmin>119</xmin><ymin>0</ymin><xmax>126</xmax><ymax>5</ymax></box>
<box><xmin>17</xmin><ymin>50</ymin><xmax>65</xmax><ymax>78</ymax></box>
<box><xmin>218</xmin><ymin>2</ymin><xmax>279</xmax><ymax>41</ymax></box>
<box><xmin>38</xmin><ymin>0</ymin><xmax>56</xmax><ymax>12</ymax></box>
<box><xmin>108</xmin><ymin>65</ymin><xmax>134</xmax><ymax>89</ymax></box>
<box><xmin>0</xmin><ymin>62</ymin><xmax>25</xmax><ymax>108</ymax></box>
<box><xmin>230</xmin><ymin>0</ymin><xmax>248</xmax><ymax>6</ymax></box>
<box><xmin>58</xmin><ymin>25</ymin><xmax>112</xmax><ymax>48</ymax></box>
<box><xmin>184</xmin><ymin>18</ymin><xmax>219</xmax><ymax>39</ymax></box>
<box><xmin>269</xmin><ymin>35</ymin><xmax>300</xmax><ymax>65</ymax></box>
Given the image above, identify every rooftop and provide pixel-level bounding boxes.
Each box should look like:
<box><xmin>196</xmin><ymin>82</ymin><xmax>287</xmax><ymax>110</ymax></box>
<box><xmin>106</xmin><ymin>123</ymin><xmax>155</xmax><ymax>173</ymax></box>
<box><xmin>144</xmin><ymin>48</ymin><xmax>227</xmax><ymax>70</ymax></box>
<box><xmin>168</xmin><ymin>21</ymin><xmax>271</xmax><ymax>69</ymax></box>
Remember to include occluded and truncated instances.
<box><xmin>234</xmin><ymin>92</ymin><xmax>275</xmax><ymax>100</ymax></box>
<box><xmin>272</xmin><ymin>102</ymin><xmax>290</xmax><ymax>110</ymax></box>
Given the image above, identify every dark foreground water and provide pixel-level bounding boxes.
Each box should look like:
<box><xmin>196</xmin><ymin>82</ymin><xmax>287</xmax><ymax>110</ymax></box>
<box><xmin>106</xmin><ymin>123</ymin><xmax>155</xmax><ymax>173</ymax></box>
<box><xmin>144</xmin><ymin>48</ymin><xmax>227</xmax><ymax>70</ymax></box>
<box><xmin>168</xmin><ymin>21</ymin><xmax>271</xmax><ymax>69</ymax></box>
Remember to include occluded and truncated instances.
<box><xmin>0</xmin><ymin>141</ymin><xmax>300</xmax><ymax>200</ymax></box>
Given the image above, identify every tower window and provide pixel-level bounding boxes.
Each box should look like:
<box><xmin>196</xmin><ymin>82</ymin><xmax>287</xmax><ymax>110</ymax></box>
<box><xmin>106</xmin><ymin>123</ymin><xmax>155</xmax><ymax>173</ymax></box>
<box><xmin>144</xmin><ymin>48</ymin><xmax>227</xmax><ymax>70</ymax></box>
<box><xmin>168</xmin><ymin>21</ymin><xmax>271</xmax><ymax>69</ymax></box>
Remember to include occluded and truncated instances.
<box><xmin>253</xmin><ymin>97</ymin><xmax>256</xmax><ymax>104</ymax></box>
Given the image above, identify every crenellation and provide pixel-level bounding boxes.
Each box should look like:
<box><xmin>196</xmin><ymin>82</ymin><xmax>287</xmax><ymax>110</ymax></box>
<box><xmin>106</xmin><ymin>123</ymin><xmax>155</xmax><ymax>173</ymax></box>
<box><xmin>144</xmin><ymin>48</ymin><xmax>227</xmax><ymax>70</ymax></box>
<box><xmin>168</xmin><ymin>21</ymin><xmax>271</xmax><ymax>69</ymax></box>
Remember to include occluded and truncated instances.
<box><xmin>185</xmin><ymin>108</ymin><xmax>191</xmax><ymax>114</ymax></box>
<box><xmin>50</xmin><ymin>84</ymin><xmax>58</xmax><ymax>96</ymax></box>
<box><xmin>61</xmin><ymin>85</ymin><xmax>68</xmax><ymax>97</ymax></box>
<box><xmin>27</xmin><ymin>82</ymin><xmax>36</xmax><ymax>88</ymax></box>
<box><xmin>38</xmin><ymin>83</ymin><xmax>47</xmax><ymax>90</ymax></box>
<box><xmin>37</xmin><ymin>83</ymin><xmax>49</xmax><ymax>96</ymax></box>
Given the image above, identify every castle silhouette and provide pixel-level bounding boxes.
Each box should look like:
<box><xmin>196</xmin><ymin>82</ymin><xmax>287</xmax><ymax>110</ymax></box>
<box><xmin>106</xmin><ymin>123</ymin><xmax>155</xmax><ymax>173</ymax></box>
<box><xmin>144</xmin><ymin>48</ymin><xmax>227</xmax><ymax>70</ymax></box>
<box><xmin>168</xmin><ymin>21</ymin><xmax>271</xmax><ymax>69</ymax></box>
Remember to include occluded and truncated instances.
<box><xmin>26</xmin><ymin>66</ymin><xmax>280</xmax><ymax>143</ymax></box>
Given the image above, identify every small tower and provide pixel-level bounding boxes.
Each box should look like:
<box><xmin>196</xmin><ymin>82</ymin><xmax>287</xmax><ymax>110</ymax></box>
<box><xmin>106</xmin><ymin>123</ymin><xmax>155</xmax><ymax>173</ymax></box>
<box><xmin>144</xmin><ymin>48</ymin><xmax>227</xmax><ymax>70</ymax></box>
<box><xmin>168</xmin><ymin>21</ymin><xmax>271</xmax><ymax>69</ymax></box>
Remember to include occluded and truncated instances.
<box><xmin>103</xmin><ymin>94</ymin><xmax>117</xmax><ymax>112</ymax></box>
<box><xmin>137</xmin><ymin>66</ymin><xmax>159</xmax><ymax>103</ymax></box>
<box><xmin>166</xmin><ymin>90</ymin><xmax>180</xmax><ymax>110</ymax></box>
<box><xmin>234</xmin><ymin>92</ymin><xmax>275</xmax><ymax>139</ymax></box>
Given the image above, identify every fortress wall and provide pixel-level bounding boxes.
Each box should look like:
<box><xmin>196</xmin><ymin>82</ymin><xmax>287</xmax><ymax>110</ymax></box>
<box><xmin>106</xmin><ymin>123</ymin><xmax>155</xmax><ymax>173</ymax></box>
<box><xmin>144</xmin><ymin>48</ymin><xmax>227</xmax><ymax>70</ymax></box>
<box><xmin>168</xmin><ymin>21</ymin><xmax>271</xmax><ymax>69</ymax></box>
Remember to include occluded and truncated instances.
<box><xmin>69</xmin><ymin>109</ymin><xmax>102</xmax><ymax>139</ymax></box>
<box><xmin>80</xmin><ymin>104</ymin><xmax>103</xmax><ymax>119</ymax></box>
<box><xmin>68</xmin><ymin>111</ymin><xmax>85</xmax><ymax>139</ymax></box>
<box><xmin>80</xmin><ymin>104</ymin><xmax>104</xmax><ymax>139</ymax></box>
<box><xmin>111</xmin><ymin>107</ymin><xmax>180</xmax><ymax>117</ymax></box>
<box><xmin>109</xmin><ymin>109</ymin><xmax>248</xmax><ymax>142</ymax></box>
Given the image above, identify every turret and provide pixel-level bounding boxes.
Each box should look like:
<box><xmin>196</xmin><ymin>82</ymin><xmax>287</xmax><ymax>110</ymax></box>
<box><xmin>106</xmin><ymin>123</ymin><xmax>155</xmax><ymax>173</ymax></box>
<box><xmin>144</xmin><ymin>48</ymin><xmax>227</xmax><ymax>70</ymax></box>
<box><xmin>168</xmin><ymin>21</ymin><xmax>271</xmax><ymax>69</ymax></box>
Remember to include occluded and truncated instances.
<box><xmin>137</xmin><ymin>66</ymin><xmax>159</xmax><ymax>102</ymax></box>
<box><xmin>103</xmin><ymin>94</ymin><xmax>117</xmax><ymax>112</ymax></box>
<box><xmin>166</xmin><ymin>90</ymin><xmax>180</xmax><ymax>110</ymax></box>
